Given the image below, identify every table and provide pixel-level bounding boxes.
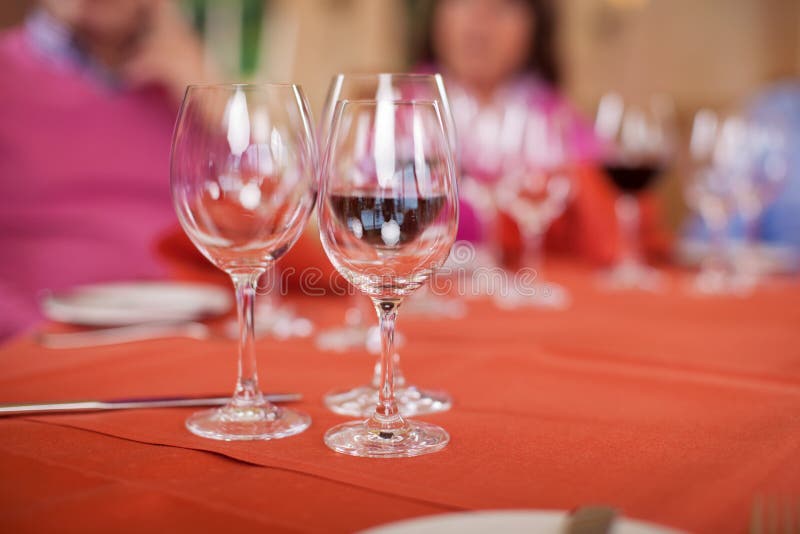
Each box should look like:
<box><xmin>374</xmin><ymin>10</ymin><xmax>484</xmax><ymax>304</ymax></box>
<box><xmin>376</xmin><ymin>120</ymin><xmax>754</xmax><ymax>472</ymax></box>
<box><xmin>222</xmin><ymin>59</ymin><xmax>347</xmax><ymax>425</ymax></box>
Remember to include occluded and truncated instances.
<box><xmin>1</xmin><ymin>264</ymin><xmax>799</xmax><ymax>533</ymax></box>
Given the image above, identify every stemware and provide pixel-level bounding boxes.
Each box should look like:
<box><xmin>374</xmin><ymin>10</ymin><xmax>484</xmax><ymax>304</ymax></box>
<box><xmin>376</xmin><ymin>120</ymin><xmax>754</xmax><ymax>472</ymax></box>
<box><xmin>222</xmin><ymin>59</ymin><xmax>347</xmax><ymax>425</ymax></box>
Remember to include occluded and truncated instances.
<box><xmin>493</xmin><ymin>107</ymin><xmax>575</xmax><ymax>309</ymax></box>
<box><xmin>595</xmin><ymin>93</ymin><xmax>675</xmax><ymax>290</ymax></box>
<box><xmin>318</xmin><ymin>73</ymin><xmax>457</xmax><ymax>418</ymax></box>
<box><xmin>731</xmin><ymin>117</ymin><xmax>790</xmax><ymax>280</ymax></box>
<box><xmin>318</xmin><ymin>99</ymin><xmax>459</xmax><ymax>457</ymax></box>
<box><xmin>170</xmin><ymin>83</ymin><xmax>317</xmax><ymax>440</ymax></box>
<box><xmin>684</xmin><ymin>110</ymin><xmax>788</xmax><ymax>294</ymax></box>
<box><xmin>685</xmin><ymin>110</ymin><xmax>748</xmax><ymax>294</ymax></box>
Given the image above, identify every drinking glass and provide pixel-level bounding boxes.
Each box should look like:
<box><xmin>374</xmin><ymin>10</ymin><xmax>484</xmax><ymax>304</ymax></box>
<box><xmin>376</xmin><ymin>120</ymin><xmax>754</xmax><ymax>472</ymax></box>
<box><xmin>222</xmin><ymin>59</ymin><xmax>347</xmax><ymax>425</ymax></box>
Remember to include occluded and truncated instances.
<box><xmin>318</xmin><ymin>99</ymin><xmax>458</xmax><ymax>457</ymax></box>
<box><xmin>493</xmin><ymin>107</ymin><xmax>575</xmax><ymax>309</ymax></box>
<box><xmin>595</xmin><ymin>93</ymin><xmax>675</xmax><ymax>290</ymax></box>
<box><xmin>318</xmin><ymin>73</ymin><xmax>457</xmax><ymax>418</ymax></box>
<box><xmin>685</xmin><ymin>110</ymin><xmax>788</xmax><ymax>294</ymax></box>
<box><xmin>171</xmin><ymin>83</ymin><xmax>317</xmax><ymax>440</ymax></box>
<box><xmin>731</xmin><ymin>117</ymin><xmax>790</xmax><ymax>281</ymax></box>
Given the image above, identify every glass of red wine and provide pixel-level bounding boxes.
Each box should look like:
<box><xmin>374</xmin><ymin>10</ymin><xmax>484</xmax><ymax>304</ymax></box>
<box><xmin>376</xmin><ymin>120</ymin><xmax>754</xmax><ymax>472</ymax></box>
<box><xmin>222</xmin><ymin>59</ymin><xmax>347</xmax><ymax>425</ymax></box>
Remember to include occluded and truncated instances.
<box><xmin>318</xmin><ymin>99</ymin><xmax>458</xmax><ymax>457</ymax></box>
<box><xmin>318</xmin><ymin>74</ymin><xmax>457</xmax><ymax>419</ymax></box>
<box><xmin>170</xmin><ymin>83</ymin><xmax>317</xmax><ymax>440</ymax></box>
<box><xmin>595</xmin><ymin>93</ymin><xmax>675</xmax><ymax>290</ymax></box>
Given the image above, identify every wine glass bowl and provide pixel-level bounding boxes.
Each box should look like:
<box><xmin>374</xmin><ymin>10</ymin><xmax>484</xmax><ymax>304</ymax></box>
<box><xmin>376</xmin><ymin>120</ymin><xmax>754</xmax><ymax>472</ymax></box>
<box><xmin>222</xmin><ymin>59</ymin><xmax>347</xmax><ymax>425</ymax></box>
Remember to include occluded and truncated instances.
<box><xmin>318</xmin><ymin>99</ymin><xmax>458</xmax><ymax>457</ymax></box>
<box><xmin>320</xmin><ymin>73</ymin><xmax>457</xmax><ymax>158</ymax></box>
<box><xmin>505</xmin><ymin>171</ymin><xmax>573</xmax><ymax>247</ymax></box>
<box><xmin>171</xmin><ymin>83</ymin><xmax>316</xmax><ymax>440</ymax></box>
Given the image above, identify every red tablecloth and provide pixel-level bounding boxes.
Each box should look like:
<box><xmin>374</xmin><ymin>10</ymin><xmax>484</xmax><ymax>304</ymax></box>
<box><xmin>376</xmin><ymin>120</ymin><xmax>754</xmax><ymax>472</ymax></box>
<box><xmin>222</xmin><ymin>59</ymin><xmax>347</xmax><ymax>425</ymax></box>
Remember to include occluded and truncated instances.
<box><xmin>1</xmin><ymin>265</ymin><xmax>799</xmax><ymax>533</ymax></box>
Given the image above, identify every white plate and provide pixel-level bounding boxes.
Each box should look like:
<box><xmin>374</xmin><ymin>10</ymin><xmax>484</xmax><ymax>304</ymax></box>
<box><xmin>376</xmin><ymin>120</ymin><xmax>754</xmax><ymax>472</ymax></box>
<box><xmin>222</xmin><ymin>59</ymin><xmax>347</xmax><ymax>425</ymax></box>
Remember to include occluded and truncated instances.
<box><xmin>42</xmin><ymin>281</ymin><xmax>232</xmax><ymax>326</ymax></box>
<box><xmin>360</xmin><ymin>510</ymin><xmax>684</xmax><ymax>534</ymax></box>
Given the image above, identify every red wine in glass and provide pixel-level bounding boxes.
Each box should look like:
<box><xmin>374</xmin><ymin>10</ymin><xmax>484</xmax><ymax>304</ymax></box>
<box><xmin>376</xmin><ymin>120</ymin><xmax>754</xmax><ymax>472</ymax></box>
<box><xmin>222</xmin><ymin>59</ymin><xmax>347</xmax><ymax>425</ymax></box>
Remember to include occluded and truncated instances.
<box><xmin>602</xmin><ymin>162</ymin><xmax>664</xmax><ymax>194</ymax></box>
<box><xmin>329</xmin><ymin>191</ymin><xmax>447</xmax><ymax>248</ymax></box>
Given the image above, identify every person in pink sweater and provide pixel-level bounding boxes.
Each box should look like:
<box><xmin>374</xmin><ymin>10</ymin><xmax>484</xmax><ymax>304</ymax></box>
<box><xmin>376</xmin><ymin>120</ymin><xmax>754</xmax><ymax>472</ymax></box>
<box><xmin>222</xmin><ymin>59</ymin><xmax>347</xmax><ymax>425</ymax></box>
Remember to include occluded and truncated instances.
<box><xmin>0</xmin><ymin>0</ymin><xmax>215</xmax><ymax>340</ymax></box>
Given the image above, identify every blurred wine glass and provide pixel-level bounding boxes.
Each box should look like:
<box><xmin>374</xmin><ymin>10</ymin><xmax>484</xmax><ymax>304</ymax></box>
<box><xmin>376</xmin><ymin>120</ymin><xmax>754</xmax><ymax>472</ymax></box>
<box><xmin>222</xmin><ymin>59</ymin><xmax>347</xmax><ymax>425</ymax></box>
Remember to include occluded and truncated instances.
<box><xmin>493</xmin><ymin>107</ymin><xmax>576</xmax><ymax>309</ymax></box>
<box><xmin>170</xmin><ymin>83</ymin><xmax>316</xmax><ymax>440</ymax></box>
<box><xmin>685</xmin><ymin>110</ymin><xmax>789</xmax><ymax>294</ymax></box>
<box><xmin>318</xmin><ymin>73</ymin><xmax>457</xmax><ymax>418</ymax></box>
<box><xmin>731</xmin><ymin>117</ymin><xmax>790</xmax><ymax>280</ymax></box>
<box><xmin>318</xmin><ymin>99</ymin><xmax>458</xmax><ymax>457</ymax></box>
<box><xmin>595</xmin><ymin>93</ymin><xmax>675</xmax><ymax>291</ymax></box>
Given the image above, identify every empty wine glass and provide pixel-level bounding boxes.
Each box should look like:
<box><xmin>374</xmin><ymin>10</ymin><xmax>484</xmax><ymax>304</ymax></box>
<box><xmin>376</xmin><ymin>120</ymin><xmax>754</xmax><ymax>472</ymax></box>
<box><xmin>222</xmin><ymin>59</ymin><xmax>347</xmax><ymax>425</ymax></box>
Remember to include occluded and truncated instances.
<box><xmin>685</xmin><ymin>110</ymin><xmax>788</xmax><ymax>294</ymax></box>
<box><xmin>684</xmin><ymin>110</ymin><xmax>750</xmax><ymax>294</ymax></box>
<box><xmin>595</xmin><ymin>93</ymin><xmax>675</xmax><ymax>290</ymax></box>
<box><xmin>493</xmin><ymin>107</ymin><xmax>575</xmax><ymax>309</ymax></box>
<box><xmin>318</xmin><ymin>73</ymin><xmax>457</xmax><ymax>418</ymax></box>
<box><xmin>318</xmin><ymin>99</ymin><xmax>458</xmax><ymax>457</ymax></box>
<box><xmin>171</xmin><ymin>83</ymin><xmax>317</xmax><ymax>440</ymax></box>
<box><xmin>731</xmin><ymin>118</ymin><xmax>790</xmax><ymax>280</ymax></box>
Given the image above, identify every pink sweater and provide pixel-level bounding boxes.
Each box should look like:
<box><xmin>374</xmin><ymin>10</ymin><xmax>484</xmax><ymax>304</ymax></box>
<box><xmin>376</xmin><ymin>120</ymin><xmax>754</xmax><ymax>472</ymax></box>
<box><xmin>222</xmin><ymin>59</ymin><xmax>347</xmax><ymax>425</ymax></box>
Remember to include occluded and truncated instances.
<box><xmin>0</xmin><ymin>27</ymin><xmax>178</xmax><ymax>339</ymax></box>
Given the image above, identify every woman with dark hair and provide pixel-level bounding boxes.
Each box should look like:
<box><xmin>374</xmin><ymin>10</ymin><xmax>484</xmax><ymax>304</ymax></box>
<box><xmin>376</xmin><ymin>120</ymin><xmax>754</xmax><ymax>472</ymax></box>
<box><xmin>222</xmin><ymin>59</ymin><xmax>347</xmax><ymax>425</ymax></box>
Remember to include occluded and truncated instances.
<box><xmin>417</xmin><ymin>0</ymin><xmax>664</xmax><ymax>266</ymax></box>
<box><xmin>420</xmin><ymin>0</ymin><xmax>561</xmax><ymax>94</ymax></box>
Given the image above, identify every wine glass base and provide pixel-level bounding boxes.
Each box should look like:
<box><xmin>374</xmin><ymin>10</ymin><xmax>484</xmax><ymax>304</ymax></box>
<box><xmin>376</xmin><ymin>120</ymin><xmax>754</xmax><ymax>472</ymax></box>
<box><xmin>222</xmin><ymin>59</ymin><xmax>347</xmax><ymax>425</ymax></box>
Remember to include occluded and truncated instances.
<box><xmin>315</xmin><ymin>325</ymin><xmax>370</xmax><ymax>352</ymax></box>
<box><xmin>324</xmin><ymin>419</ymin><xmax>449</xmax><ymax>458</ymax></box>
<box><xmin>688</xmin><ymin>270</ymin><xmax>754</xmax><ymax>297</ymax></box>
<box><xmin>600</xmin><ymin>261</ymin><xmax>662</xmax><ymax>291</ymax></box>
<box><xmin>493</xmin><ymin>281</ymin><xmax>571</xmax><ymax>310</ymax></box>
<box><xmin>324</xmin><ymin>384</ymin><xmax>451</xmax><ymax>417</ymax></box>
<box><xmin>186</xmin><ymin>404</ymin><xmax>310</xmax><ymax>441</ymax></box>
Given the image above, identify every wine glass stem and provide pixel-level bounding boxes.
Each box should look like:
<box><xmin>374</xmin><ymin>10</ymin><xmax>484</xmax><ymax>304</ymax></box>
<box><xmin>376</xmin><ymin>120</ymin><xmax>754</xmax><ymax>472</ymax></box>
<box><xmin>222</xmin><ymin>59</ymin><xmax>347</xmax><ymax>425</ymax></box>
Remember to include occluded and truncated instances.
<box><xmin>371</xmin><ymin>352</ymin><xmax>405</xmax><ymax>389</ymax></box>
<box><xmin>705</xmin><ymin>221</ymin><xmax>729</xmax><ymax>278</ymax></box>
<box><xmin>259</xmin><ymin>265</ymin><xmax>278</xmax><ymax>311</ymax></box>
<box><xmin>230</xmin><ymin>269</ymin><xmax>266</xmax><ymax>407</ymax></box>
<box><xmin>522</xmin><ymin>230</ymin><xmax>544</xmax><ymax>273</ymax></box>
<box><xmin>370</xmin><ymin>298</ymin><xmax>404</xmax><ymax>428</ymax></box>
<box><xmin>616</xmin><ymin>193</ymin><xmax>641</xmax><ymax>266</ymax></box>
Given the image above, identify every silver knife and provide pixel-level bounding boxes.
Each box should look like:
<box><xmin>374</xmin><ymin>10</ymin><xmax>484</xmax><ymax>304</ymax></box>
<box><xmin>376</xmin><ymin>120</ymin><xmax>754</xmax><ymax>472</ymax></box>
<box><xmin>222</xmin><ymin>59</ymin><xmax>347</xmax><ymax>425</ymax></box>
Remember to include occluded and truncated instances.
<box><xmin>0</xmin><ymin>393</ymin><xmax>302</xmax><ymax>416</ymax></box>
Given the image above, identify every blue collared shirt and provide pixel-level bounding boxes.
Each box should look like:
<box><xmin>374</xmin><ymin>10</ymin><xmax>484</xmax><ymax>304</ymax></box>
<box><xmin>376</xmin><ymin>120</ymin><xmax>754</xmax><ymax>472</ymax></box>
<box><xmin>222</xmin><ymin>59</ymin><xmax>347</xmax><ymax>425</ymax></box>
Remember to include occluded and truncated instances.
<box><xmin>24</xmin><ymin>8</ymin><xmax>121</xmax><ymax>87</ymax></box>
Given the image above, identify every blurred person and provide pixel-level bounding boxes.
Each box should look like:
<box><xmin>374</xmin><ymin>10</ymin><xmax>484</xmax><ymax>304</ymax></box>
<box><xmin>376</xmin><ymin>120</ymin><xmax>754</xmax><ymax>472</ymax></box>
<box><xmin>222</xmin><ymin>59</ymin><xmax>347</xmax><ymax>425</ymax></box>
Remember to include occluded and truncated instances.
<box><xmin>0</xmin><ymin>0</ymin><xmax>216</xmax><ymax>339</ymax></box>
<box><xmin>418</xmin><ymin>0</ymin><xmax>668</xmax><ymax>266</ymax></box>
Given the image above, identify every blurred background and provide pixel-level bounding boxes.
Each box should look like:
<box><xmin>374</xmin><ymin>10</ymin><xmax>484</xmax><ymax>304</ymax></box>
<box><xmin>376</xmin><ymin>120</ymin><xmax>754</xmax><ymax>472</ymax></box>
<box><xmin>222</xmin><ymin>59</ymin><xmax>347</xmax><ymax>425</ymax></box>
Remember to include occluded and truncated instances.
<box><xmin>2</xmin><ymin>0</ymin><xmax>799</xmax><ymax>340</ymax></box>
<box><xmin>4</xmin><ymin>0</ymin><xmax>798</xmax><ymax>230</ymax></box>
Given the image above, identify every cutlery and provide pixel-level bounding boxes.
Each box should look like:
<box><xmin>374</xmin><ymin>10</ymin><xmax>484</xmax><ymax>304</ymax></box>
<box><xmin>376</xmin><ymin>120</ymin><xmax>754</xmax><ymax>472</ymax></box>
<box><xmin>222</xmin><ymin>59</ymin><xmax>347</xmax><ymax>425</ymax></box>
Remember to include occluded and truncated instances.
<box><xmin>0</xmin><ymin>393</ymin><xmax>302</xmax><ymax>416</ymax></box>
<box><xmin>38</xmin><ymin>314</ymin><xmax>314</xmax><ymax>349</ymax></box>
<box><xmin>563</xmin><ymin>506</ymin><xmax>618</xmax><ymax>534</ymax></box>
<box><xmin>37</xmin><ymin>321</ymin><xmax>211</xmax><ymax>349</ymax></box>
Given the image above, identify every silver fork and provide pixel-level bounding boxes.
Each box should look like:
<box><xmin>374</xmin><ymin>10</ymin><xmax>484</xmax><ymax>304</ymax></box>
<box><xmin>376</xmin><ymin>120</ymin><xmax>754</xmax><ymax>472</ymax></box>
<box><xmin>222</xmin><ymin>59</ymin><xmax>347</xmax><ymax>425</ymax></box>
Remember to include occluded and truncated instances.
<box><xmin>750</xmin><ymin>494</ymin><xmax>799</xmax><ymax>534</ymax></box>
